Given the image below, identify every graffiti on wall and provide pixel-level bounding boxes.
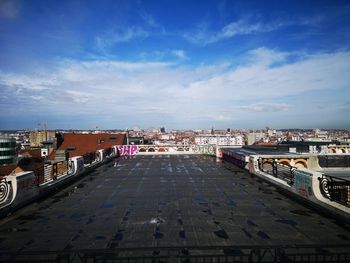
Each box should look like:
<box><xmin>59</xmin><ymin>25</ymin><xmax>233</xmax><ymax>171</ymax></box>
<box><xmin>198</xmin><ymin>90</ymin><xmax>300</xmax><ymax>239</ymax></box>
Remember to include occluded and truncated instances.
<box><xmin>118</xmin><ymin>145</ymin><xmax>139</xmax><ymax>156</ymax></box>
<box><xmin>192</xmin><ymin>145</ymin><xmax>216</xmax><ymax>155</ymax></box>
<box><xmin>293</xmin><ymin>170</ymin><xmax>313</xmax><ymax>198</ymax></box>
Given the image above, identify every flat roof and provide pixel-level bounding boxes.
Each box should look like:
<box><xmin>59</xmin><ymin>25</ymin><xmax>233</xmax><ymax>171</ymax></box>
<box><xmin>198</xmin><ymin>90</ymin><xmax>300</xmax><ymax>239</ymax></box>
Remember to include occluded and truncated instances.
<box><xmin>222</xmin><ymin>146</ymin><xmax>292</xmax><ymax>157</ymax></box>
<box><xmin>0</xmin><ymin>155</ymin><xmax>349</xmax><ymax>252</ymax></box>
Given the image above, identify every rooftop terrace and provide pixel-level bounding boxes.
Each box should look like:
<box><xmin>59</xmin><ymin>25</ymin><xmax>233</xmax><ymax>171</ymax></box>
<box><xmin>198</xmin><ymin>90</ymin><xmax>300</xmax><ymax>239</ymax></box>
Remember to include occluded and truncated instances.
<box><xmin>1</xmin><ymin>155</ymin><xmax>350</xmax><ymax>261</ymax></box>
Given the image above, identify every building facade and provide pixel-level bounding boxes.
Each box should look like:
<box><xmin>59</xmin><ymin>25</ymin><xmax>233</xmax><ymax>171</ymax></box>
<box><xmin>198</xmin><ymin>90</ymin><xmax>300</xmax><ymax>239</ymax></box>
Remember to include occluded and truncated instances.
<box><xmin>29</xmin><ymin>131</ymin><xmax>56</xmax><ymax>147</ymax></box>
<box><xmin>195</xmin><ymin>135</ymin><xmax>244</xmax><ymax>146</ymax></box>
<box><xmin>0</xmin><ymin>138</ymin><xmax>16</xmax><ymax>165</ymax></box>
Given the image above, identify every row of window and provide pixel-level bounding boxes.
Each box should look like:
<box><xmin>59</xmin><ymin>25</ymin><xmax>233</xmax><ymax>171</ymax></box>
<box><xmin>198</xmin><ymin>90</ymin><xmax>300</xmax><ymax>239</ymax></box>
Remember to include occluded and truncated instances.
<box><xmin>0</xmin><ymin>142</ymin><xmax>16</xmax><ymax>148</ymax></box>
<box><xmin>0</xmin><ymin>150</ymin><xmax>16</xmax><ymax>156</ymax></box>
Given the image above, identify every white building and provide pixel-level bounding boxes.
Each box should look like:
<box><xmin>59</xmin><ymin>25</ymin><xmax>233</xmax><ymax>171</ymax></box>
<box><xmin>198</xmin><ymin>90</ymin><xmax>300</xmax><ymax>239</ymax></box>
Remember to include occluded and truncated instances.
<box><xmin>195</xmin><ymin>135</ymin><xmax>244</xmax><ymax>146</ymax></box>
<box><xmin>247</xmin><ymin>132</ymin><xmax>265</xmax><ymax>145</ymax></box>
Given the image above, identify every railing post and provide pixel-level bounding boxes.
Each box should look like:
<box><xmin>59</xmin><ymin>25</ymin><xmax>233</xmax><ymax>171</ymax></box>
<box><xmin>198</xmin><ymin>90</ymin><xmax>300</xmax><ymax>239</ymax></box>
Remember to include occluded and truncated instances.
<box><xmin>258</xmin><ymin>158</ymin><xmax>262</xmax><ymax>171</ymax></box>
<box><xmin>289</xmin><ymin>167</ymin><xmax>295</xmax><ymax>186</ymax></box>
<box><xmin>272</xmin><ymin>160</ymin><xmax>278</xmax><ymax>177</ymax></box>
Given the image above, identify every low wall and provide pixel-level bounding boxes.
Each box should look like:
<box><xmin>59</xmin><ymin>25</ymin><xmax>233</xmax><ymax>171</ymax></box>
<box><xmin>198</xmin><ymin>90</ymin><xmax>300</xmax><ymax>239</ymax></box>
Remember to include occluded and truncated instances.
<box><xmin>0</xmin><ymin>148</ymin><xmax>118</xmax><ymax>218</ymax></box>
<box><xmin>246</xmin><ymin>155</ymin><xmax>350</xmax><ymax>223</ymax></box>
<box><xmin>117</xmin><ymin>145</ymin><xmax>216</xmax><ymax>156</ymax></box>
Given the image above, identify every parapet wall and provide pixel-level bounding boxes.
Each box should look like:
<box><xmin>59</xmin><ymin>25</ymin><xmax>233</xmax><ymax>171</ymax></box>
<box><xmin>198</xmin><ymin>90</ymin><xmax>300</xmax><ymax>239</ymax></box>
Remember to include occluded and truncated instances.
<box><xmin>223</xmin><ymin>151</ymin><xmax>350</xmax><ymax>222</ymax></box>
<box><xmin>0</xmin><ymin>146</ymin><xmax>118</xmax><ymax>217</ymax></box>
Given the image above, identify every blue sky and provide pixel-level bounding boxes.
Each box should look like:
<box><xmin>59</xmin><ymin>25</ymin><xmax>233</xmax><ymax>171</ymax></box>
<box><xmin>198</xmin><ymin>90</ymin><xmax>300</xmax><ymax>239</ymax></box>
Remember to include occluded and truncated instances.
<box><xmin>1</xmin><ymin>0</ymin><xmax>350</xmax><ymax>130</ymax></box>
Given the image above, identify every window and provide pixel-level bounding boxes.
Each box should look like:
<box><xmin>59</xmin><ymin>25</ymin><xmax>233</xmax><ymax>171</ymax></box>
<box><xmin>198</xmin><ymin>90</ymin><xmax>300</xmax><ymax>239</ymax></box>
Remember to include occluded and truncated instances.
<box><xmin>66</xmin><ymin>147</ymin><xmax>76</xmax><ymax>152</ymax></box>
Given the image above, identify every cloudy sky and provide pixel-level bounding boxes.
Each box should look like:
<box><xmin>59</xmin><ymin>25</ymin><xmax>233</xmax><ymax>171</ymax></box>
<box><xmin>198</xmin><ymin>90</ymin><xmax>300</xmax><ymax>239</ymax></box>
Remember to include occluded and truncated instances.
<box><xmin>1</xmin><ymin>0</ymin><xmax>350</xmax><ymax>130</ymax></box>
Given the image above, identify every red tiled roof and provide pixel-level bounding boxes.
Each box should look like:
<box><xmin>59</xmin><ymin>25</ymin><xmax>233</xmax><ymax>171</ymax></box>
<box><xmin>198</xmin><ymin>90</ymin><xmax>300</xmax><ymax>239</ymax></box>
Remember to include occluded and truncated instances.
<box><xmin>57</xmin><ymin>133</ymin><xmax>125</xmax><ymax>157</ymax></box>
<box><xmin>21</xmin><ymin>149</ymin><xmax>42</xmax><ymax>158</ymax></box>
<box><xmin>0</xmin><ymin>164</ymin><xmax>17</xmax><ymax>177</ymax></box>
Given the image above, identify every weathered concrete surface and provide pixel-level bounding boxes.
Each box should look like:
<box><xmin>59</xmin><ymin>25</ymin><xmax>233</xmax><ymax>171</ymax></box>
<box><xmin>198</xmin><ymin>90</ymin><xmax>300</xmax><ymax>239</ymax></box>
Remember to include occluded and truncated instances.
<box><xmin>0</xmin><ymin>155</ymin><xmax>350</xmax><ymax>252</ymax></box>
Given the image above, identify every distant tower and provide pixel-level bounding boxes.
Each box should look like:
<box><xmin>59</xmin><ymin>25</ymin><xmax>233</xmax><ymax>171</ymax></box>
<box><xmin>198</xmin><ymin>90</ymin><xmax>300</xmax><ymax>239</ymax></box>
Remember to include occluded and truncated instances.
<box><xmin>211</xmin><ymin>126</ymin><xmax>214</xmax><ymax>135</ymax></box>
<box><xmin>160</xmin><ymin>127</ymin><xmax>166</xmax><ymax>133</ymax></box>
<box><xmin>125</xmin><ymin>128</ymin><xmax>129</xmax><ymax>145</ymax></box>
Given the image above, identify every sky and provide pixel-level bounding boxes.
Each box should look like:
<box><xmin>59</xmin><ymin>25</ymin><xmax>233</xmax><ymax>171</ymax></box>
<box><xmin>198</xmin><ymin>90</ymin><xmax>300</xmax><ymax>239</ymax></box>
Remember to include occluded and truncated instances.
<box><xmin>0</xmin><ymin>0</ymin><xmax>350</xmax><ymax>130</ymax></box>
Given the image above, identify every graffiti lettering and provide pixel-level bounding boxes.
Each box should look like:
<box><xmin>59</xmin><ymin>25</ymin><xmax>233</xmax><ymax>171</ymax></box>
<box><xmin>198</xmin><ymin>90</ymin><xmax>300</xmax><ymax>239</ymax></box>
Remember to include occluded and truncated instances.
<box><xmin>118</xmin><ymin>145</ymin><xmax>139</xmax><ymax>156</ymax></box>
<box><xmin>293</xmin><ymin>170</ymin><xmax>313</xmax><ymax>198</ymax></box>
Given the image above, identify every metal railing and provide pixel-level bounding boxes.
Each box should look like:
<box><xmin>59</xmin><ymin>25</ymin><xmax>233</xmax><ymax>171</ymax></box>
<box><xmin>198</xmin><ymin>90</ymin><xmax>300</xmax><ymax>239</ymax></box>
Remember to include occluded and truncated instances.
<box><xmin>83</xmin><ymin>152</ymin><xmax>97</xmax><ymax>165</ymax></box>
<box><xmin>1</xmin><ymin>244</ymin><xmax>350</xmax><ymax>263</ymax></box>
<box><xmin>318</xmin><ymin>174</ymin><xmax>350</xmax><ymax>207</ymax></box>
<box><xmin>34</xmin><ymin>161</ymin><xmax>69</xmax><ymax>186</ymax></box>
<box><xmin>258</xmin><ymin>159</ymin><xmax>295</xmax><ymax>186</ymax></box>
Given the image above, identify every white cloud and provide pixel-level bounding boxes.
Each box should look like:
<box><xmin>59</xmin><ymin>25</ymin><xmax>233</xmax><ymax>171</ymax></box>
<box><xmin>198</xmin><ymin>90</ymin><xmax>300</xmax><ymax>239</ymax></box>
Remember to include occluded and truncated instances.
<box><xmin>29</xmin><ymin>95</ymin><xmax>44</xmax><ymax>101</ymax></box>
<box><xmin>1</xmin><ymin>48</ymin><xmax>350</xmax><ymax>128</ymax></box>
<box><xmin>0</xmin><ymin>73</ymin><xmax>58</xmax><ymax>91</ymax></box>
<box><xmin>171</xmin><ymin>50</ymin><xmax>188</xmax><ymax>60</ymax></box>
<box><xmin>239</xmin><ymin>102</ymin><xmax>289</xmax><ymax>112</ymax></box>
<box><xmin>185</xmin><ymin>19</ymin><xmax>284</xmax><ymax>45</ymax></box>
<box><xmin>95</xmin><ymin>27</ymin><xmax>149</xmax><ymax>50</ymax></box>
<box><xmin>184</xmin><ymin>16</ymin><xmax>321</xmax><ymax>45</ymax></box>
<box><xmin>247</xmin><ymin>47</ymin><xmax>289</xmax><ymax>65</ymax></box>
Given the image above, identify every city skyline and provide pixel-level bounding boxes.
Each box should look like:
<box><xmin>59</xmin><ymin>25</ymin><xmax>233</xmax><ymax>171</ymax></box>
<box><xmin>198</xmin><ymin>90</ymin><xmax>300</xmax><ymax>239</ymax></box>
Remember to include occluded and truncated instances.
<box><xmin>1</xmin><ymin>0</ymin><xmax>350</xmax><ymax>130</ymax></box>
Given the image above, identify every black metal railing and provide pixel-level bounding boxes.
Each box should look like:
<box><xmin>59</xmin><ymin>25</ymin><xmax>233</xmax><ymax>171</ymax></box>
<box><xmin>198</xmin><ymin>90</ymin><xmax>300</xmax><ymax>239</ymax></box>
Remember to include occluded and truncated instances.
<box><xmin>105</xmin><ymin>147</ymin><xmax>113</xmax><ymax>157</ymax></box>
<box><xmin>1</xmin><ymin>244</ymin><xmax>350</xmax><ymax>263</ymax></box>
<box><xmin>258</xmin><ymin>159</ymin><xmax>295</xmax><ymax>186</ymax></box>
<box><xmin>83</xmin><ymin>152</ymin><xmax>96</xmax><ymax>165</ymax></box>
<box><xmin>318</xmin><ymin>174</ymin><xmax>350</xmax><ymax>207</ymax></box>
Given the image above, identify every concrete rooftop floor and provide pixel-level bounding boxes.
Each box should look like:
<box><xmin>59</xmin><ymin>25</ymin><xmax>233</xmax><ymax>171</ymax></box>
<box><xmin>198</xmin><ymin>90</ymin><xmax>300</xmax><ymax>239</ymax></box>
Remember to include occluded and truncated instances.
<box><xmin>1</xmin><ymin>155</ymin><xmax>350</xmax><ymax>252</ymax></box>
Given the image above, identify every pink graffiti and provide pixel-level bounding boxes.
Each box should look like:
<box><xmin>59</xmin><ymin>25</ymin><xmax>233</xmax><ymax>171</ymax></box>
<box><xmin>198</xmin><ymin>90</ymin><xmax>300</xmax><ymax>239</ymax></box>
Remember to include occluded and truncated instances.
<box><xmin>117</xmin><ymin>145</ymin><xmax>139</xmax><ymax>156</ymax></box>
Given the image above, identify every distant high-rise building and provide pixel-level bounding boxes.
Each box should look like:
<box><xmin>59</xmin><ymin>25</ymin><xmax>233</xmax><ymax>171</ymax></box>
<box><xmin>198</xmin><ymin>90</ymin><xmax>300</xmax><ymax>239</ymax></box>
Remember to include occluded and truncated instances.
<box><xmin>29</xmin><ymin>130</ymin><xmax>56</xmax><ymax>147</ymax></box>
<box><xmin>247</xmin><ymin>132</ymin><xmax>266</xmax><ymax>145</ymax></box>
<box><xmin>160</xmin><ymin>127</ymin><xmax>166</xmax><ymax>133</ymax></box>
<box><xmin>211</xmin><ymin>126</ymin><xmax>214</xmax><ymax>135</ymax></box>
<box><xmin>0</xmin><ymin>138</ymin><xmax>16</xmax><ymax>165</ymax></box>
